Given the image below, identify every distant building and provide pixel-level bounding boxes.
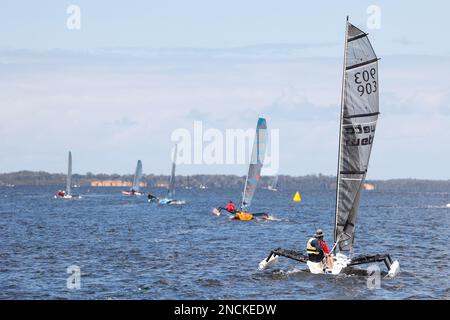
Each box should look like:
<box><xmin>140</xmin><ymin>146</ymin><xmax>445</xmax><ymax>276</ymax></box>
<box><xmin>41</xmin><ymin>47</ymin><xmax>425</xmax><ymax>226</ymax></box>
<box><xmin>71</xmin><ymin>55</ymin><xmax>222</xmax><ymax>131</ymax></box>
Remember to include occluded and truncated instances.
<box><xmin>363</xmin><ymin>183</ymin><xmax>376</xmax><ymax>191</ymax></box>
<box><xmin>156</xmin><ymin>181</ymin><xmax>169</xmax><ymax>188</ymax></box>
<box><xmin>90</xmin><ymin>180</ymin><xmax>147</xmax><ymax>187</ymax></box>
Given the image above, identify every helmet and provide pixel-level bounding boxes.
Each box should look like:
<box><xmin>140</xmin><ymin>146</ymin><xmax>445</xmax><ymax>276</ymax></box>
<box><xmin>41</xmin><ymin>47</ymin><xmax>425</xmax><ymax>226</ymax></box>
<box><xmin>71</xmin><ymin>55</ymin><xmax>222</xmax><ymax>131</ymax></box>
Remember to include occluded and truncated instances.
<box><xmin>314</xmin><ymin>229</ymin><xmax>324</xmax><ymax>238</ymax></box>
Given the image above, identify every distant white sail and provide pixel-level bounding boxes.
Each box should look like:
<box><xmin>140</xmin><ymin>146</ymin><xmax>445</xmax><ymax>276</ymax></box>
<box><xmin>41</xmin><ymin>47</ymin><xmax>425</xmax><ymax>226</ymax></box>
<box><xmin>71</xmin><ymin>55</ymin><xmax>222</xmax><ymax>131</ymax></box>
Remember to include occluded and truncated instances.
<box><xmin>131</xmin><ymin>160</ymin><xmax>143</xmax><ymax>191</ymax></box>
<box><xmin>268</xmin><ymin>175</ymin><xmax>278</xmax><ymax>191</ymax></box>
<box><xmin>334</xmin><ymin>21</ymin><xmax>379</xmax><ymax>251</ymax></box>
<box><xmin>66</xmin><ymin>151</ymin><xmax>72</xmax><ymax>196</ymax></box>
<box><xmin>168</xmin><ymin>144</ymin><xmax>178</xmax><ymax>198</ymax></box>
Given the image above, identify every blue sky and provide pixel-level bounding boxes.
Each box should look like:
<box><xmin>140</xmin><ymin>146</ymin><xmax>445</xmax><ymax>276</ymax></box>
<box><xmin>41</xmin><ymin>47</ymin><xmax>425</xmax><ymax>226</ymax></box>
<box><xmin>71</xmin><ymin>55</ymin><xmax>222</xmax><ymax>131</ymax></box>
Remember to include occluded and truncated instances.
<box><xmin>0</xmin><ymin>1</ymin><xmax>449</xmax><ymax>179</ymax></box>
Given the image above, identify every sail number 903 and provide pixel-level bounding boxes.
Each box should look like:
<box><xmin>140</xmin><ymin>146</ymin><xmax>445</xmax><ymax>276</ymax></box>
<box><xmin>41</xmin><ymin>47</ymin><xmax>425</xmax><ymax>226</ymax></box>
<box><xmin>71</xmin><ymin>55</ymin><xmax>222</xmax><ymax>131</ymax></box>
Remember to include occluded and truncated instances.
<box><xmin>354</xmin><ymin>68</ymin><xmax>377</xmax><ymax>96</ymax></box>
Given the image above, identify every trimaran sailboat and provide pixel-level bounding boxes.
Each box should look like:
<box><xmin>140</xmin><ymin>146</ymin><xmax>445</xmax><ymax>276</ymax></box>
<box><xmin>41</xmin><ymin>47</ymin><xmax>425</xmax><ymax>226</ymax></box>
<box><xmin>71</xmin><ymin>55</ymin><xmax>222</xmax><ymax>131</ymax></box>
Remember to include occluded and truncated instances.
<box><xmin>122</xmin><ymin>160</ymin><xmax>144</xmax><ymax>196</ymax></box>
<box><xmin>214</xmin><ymin>117</ymin><xmax>270</xmax><ymax>221</ymax></box>
<box><xmin>157</xmin><ymin>144</ymin><xmax>185</xmax><ymax>205</ymax></box>
<box><xmin>259</xmin><ymin>18</ymin><xmax>400</xmax><ymax>277</ymax></box>
<box><xmin>55</xmin><ymin>151</ymin><xmax>80</xmax><ymax>199</ymax></box>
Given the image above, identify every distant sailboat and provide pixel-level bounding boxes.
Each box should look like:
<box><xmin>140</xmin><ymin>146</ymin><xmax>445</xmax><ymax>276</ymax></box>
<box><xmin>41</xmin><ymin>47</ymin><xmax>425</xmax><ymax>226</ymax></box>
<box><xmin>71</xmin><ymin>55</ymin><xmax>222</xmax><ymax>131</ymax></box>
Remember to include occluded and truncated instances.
<box><xmin>267</xmin><ymin>175</ymin><xmax>278</xmax><ymax>192</ymax></box>
<box><xmin>122</xmin><ymin>160</ymin><xmax>144</xmax><ymax>196</ymax></box>
<box><xmin>55</xmin><ymin>151</ymin><xmax>80</xmax><ymax>199</ymax></box>
<box><xmin>158</xmin><ymin>144</ymin><xmax>185</xmax><ymax>205</ymax></box>
<box><xmin>259</xmin><ymin>18</ymin><xmax>399</xmax><ymax>277</ymax></box>
<box><xmin>214</xmin><ymin>117</ymin><xmax>270</xmax><ymax>221</ymax></box>
<box><xmin>185</xmin><ymin>176</ymin><xmax>193</xmax><ymax>189</ymax></box>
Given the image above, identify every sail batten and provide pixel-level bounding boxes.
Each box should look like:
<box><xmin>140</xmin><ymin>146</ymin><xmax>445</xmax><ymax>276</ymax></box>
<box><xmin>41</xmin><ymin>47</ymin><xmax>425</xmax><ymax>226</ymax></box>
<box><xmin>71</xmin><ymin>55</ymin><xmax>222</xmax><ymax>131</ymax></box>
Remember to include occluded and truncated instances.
<box><xmin>334</xmin><ymin>20</ymin><xmax>379</xmax><ymax>252</ymax></box>
<box><xmin>241</xmin><ymin>118</ymin><xmax>267</xmax><ymax>210</ymax></box>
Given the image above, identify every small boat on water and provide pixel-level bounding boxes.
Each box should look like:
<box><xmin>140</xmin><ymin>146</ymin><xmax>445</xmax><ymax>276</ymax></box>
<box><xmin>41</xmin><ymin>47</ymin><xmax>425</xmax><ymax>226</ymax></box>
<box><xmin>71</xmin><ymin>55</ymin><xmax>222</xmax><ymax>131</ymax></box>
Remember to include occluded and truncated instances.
<box><xmin>184</xmin><ymin>176</ymin><xmax>193</xmax><ymax>189</ymax></box>
<box><xmin>122</xmin><ymin>160</ymin><xmax>144</xmax><ymax>196</ymax></box>
<box><xmin>155</xmin><ymin>144</ymin><xmax>185</xmax><ymax>205</ymax></box>
<box><xmin>214</xmin><ymin>117</ymin><xmax>270</xmax><ymax>221</ymax></box>
<box><xmin>267</xmin><ymin>175</ymin><xmax>278</xmax><ymax>192</ymax></box>
<box><xmin>54</xmin><ymin>151</ymin><xmax>81</xmax><ymax>199</ymax></box>
<box><xmin>259</xmin><ymin>18</ymin><xmax>399</xmax><ymax>277</ymax></box>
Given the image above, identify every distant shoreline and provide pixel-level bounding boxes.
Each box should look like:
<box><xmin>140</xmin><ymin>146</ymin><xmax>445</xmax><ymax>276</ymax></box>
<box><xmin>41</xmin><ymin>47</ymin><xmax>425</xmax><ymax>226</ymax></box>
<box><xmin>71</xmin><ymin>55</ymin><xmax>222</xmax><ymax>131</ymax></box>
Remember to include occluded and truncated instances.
<box><xmin>1</xmin><ymin>171</ymin><xmax>449</xmax><ymax>192</ymax></box>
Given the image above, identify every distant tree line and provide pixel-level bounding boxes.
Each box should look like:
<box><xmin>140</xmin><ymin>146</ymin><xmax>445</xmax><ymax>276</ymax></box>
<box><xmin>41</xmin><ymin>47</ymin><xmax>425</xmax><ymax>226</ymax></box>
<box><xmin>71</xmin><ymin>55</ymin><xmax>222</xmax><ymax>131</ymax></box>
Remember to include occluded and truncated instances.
<box><xmin>0</xmin><ymin>171</ymin><xmax>449</xmax><ymax>192</ymax></box>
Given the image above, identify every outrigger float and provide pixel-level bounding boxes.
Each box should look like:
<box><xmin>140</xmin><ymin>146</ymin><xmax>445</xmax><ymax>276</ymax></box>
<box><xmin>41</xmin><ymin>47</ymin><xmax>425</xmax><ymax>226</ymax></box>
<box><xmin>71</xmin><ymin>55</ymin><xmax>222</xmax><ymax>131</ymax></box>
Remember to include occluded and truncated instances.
<box><xmin>214</xmin><ymin>117</ymin><xmax>270</xmax><ymax>221</ymax></box>
<box><xmin>259</xmin><ymin>18</ymin><xmax>400</xmax><ymax>277</ymax></box>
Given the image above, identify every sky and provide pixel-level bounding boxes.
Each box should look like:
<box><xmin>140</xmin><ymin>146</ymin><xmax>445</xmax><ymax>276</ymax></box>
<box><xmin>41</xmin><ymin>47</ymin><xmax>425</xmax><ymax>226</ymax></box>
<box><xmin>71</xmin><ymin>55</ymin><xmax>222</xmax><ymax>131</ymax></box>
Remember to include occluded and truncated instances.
<box><xmin>0</xmin><ymin>0</ymin><xmax>449</xmax><ymax>179</ymax></box>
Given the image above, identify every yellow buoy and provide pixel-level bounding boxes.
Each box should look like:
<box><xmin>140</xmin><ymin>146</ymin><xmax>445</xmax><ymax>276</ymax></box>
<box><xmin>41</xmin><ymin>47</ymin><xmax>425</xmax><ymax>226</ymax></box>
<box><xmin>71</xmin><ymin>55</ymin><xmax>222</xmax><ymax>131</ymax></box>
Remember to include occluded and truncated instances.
<box><xmin>293</xmin><ymin>191</ymin><xmax>301</xmax><ymax>202</ymax></box>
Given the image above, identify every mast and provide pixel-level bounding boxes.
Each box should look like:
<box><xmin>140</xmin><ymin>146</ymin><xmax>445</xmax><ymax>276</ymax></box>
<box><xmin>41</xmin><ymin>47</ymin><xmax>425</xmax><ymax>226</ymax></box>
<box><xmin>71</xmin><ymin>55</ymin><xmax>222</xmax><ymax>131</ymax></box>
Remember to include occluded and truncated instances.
<box><xmin>333</xmin><ymin>16</ymin><xmax>349</xmax><ymax>251</ymax></box>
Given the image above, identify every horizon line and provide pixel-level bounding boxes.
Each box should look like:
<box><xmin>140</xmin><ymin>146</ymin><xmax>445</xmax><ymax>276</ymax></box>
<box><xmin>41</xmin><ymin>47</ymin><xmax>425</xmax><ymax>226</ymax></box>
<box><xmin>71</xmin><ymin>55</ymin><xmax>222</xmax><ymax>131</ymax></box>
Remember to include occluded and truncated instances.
<box><xmin>1</xmin><ymin>170</ymin><xmax>449</xmax><ymax>182</ymax></box>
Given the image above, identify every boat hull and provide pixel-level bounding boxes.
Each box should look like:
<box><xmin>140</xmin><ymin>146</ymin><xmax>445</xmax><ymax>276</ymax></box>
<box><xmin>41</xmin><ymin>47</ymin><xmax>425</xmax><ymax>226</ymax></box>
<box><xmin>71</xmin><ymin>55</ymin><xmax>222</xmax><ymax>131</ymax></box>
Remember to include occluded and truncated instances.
<box><xmin>158</xmin><ymin>198</ymin><xmax>186</xmax><ymax>205</ymax></box>
<box><xmin>54</xmin><ymin>194</ymin><xmax>81</xmax><ymax>199</ymax></box>
<box><xmin>122</xmin><ymin>191</ymin><xmax>143</xmax><ymax>196</ymax></box>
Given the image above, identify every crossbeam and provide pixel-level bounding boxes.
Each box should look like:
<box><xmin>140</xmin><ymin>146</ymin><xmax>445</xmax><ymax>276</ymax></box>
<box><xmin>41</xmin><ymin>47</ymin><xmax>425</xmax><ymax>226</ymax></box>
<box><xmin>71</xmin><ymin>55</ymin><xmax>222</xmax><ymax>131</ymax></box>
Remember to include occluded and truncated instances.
<box><xmin>268</xmin><ymin>248</ymin><xmax>308</xmax><ymax>263</ymax></box>
<box><xmin>265</xmin><ymin>248</ymin><xmax>394</xmax><ymax>272</ymax></box>
<box><xmin>349</xmin><ymin>254</ymin><xmax>393</xmax><ymax>270</ymax></box>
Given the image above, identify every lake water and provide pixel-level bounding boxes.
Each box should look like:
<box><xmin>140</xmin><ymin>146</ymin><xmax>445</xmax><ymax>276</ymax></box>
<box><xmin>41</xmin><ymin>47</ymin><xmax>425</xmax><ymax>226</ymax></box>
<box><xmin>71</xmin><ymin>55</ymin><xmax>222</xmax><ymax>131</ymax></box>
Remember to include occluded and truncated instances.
<box><xmin>0</xmin><ymin>186</ymin><xmax>448</xmax><ymax>299</ymax></box>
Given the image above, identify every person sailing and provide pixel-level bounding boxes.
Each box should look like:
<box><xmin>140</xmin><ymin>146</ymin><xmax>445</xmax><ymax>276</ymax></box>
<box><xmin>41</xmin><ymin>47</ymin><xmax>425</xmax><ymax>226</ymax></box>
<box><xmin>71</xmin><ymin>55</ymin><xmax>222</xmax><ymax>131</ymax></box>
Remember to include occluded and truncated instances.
<box><xmin>225</xmin><ymin>201</ymin><xmax>237</xmax><ymax>213</ymax></box>
<box><xmin>306</xmin><ymin>229</ymin><xmax>334</xmax><ymax>271</ymax></box>
<box><xmin>225</xmin><ymin>201</ymin><xmax>254</xmax><ymax>220</ymax></box>
<box><xmin>147</xmin><ymin>192</ymin><xmax>157</xmax><ymax>202</ymax></box>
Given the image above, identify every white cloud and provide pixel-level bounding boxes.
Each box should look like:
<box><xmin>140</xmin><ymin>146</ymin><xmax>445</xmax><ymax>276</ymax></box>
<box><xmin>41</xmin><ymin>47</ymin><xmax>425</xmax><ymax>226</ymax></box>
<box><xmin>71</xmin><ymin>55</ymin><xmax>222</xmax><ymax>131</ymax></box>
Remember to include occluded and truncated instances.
<box><xmin>0</xmin><ymin>47</ymin><xmax>449</xmax><ymax>178</ymax></box>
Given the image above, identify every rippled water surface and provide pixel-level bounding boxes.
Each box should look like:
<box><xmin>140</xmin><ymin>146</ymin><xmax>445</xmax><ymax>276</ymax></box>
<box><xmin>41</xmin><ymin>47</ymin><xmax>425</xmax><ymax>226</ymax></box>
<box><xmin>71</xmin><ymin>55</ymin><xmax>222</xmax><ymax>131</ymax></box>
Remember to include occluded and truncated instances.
<box><xmin>0</xmin><ymin>186</ymin><xmax>449</xmax><ymax>299</ymax></box>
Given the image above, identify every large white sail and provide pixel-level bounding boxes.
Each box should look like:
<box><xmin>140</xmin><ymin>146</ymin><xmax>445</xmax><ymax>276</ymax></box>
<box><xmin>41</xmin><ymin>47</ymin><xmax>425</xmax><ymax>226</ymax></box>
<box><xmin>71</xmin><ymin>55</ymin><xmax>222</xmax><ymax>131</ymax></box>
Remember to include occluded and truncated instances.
<box><xmin>241</xmin><ymin>117</ymin><xmax>267</xmax><ymax>210</ymax></box>
<box><xmin>334</xmin><ymin>19</ymin><xmax>379</xmax><ymax>252</ymax></box>
<box><xmin>66</xmin><ymin>151</ymin><xmax>72</xmax><ymax>196</ymax></box>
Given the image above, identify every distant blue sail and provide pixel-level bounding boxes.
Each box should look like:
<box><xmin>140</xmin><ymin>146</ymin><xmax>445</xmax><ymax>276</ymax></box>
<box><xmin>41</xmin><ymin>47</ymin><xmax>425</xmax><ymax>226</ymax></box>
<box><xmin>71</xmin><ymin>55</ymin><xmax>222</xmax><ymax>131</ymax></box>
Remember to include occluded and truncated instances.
<box><xmin>131</xmin><ymin>160</ymin><xmax>143</xmax><ymax>191</ymax></box>
<box><xmin>241</xmin><ymin>118</ymin><xmax>267</xmax><ymax>210</ymax></box>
